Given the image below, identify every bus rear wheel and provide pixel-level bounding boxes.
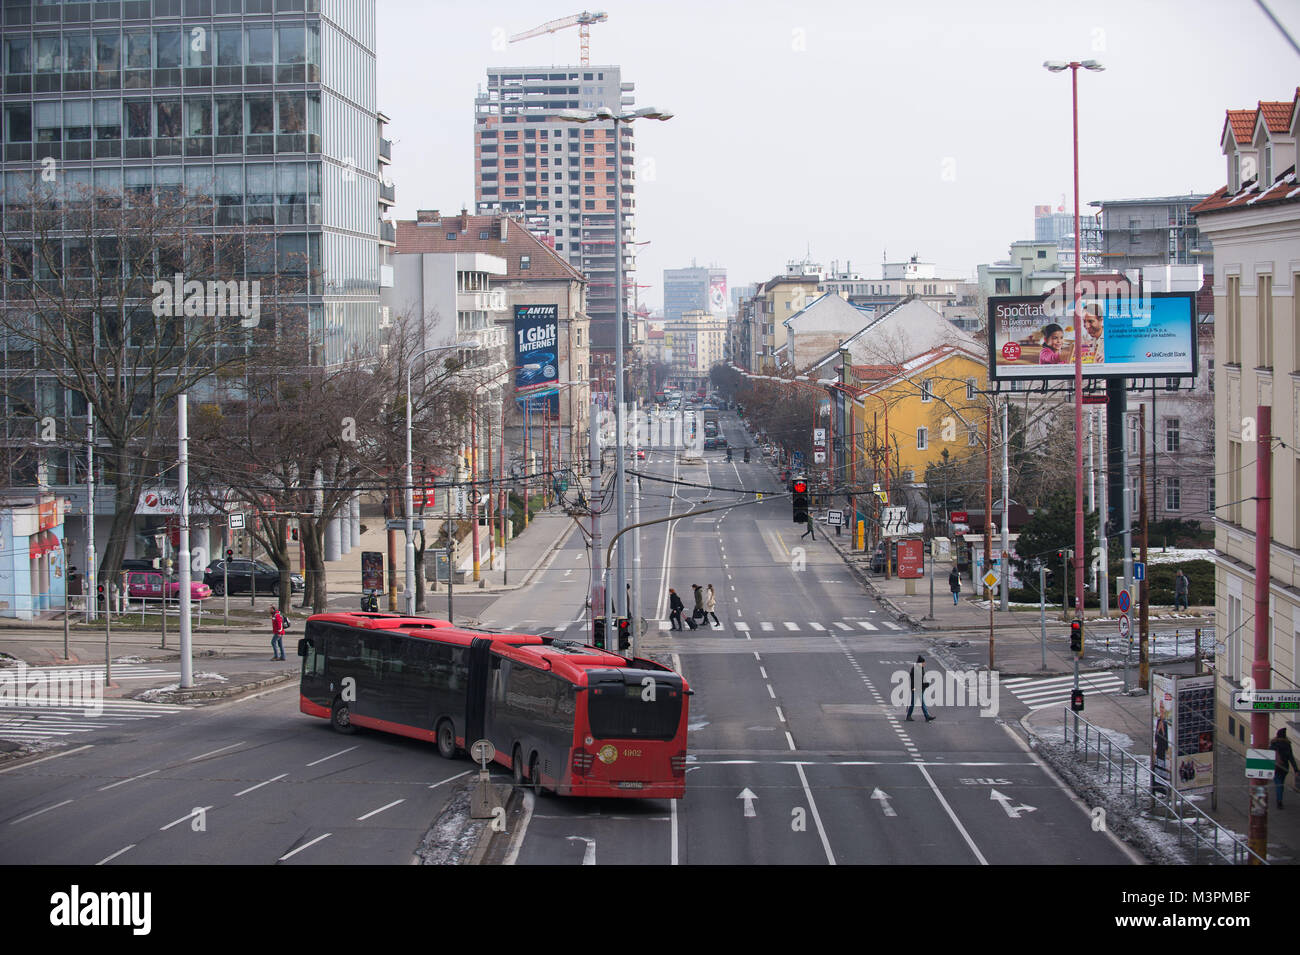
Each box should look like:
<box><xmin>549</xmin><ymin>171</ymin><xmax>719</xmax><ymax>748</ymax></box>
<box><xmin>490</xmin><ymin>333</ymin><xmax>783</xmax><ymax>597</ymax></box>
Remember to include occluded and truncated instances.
<box><xmin>436</xmin><ymin>720</ymin><xmax>457</xmax><ymax>760</ymax></box>
<box><xmin>331</xmin><ymin>699</ymin><xmax>356</xmax><ymax>734</ymax></box>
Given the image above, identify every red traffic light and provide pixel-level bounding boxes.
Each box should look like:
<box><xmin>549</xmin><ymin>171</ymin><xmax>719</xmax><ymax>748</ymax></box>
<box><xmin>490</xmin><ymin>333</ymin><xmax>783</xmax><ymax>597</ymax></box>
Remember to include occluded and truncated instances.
<box><xmin>225</xmin><ymin>549</ymin><xmax>233</xmax><ymax>559</ymax></box>
<box><xmin>793</xmin><ymin>481</ymin><xmax>807</xmax><ymax>494</ymax></box>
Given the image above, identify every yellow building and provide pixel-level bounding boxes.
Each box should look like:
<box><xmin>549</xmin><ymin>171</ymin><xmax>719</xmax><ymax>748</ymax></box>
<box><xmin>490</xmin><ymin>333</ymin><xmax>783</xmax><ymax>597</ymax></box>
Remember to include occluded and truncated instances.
<box><xmin>848</xmin><ymin>344</ymin><xmax>988</xmax><ymax>485</ymax></box>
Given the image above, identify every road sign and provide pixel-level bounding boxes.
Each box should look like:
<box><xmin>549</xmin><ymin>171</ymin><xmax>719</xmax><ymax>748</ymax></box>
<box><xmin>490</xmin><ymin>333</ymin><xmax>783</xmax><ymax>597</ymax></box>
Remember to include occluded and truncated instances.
<box><xmin>1117</xmin><ymin>589</ymin><xmax>1131</xmax><ymax>613</ymax></box>
<box><xmin>813</xmin><ymin>451</ymin><xmax>826</xmax><ymax>464</ymax></box>
<box><xmin>387</xmin><ymin>519</ymin><xmax>424</xmax><ymax>531</ymax></box>
<box><xmin>881</xmin><ymin>506</ymin><xmax>908</xmax><ymax>537</ymax></box>
<box><xmin>1134</xmin><ymin>562</ymin><xmax>1146</xmax><ymax>581</ymax></box>
<box><xmin>1246</xmin><ymin>749</ymin><xmax>1277</xmax><ymax>780</ymax></box>
<box><xmin>1118</xmin><ymin>613</ymin><xmax>1131</xmax><ymax>638</ymax></box>
<box><xmin>826</xmin><ymin>509</ymin><xmax>844</xmax><ymax>526</ymax></box>
<box><xmin>1232</xmin><ymin>689</ymin><xmax>1300</xmax><ymax>712</ymax></box>
<box><xmin>813</xmin><ymin>428</ymin><xmax>826</xmax><ymax>444</ymax></box>
<box><xmin>982</xmin><ymin>570</ymin><xmax>999</xmax><ymax>589</ymax></box>
<box><xmin>467</xmin><ymin>487</ymin><xmax>482</xmax><ymax>506</ymax></box>
<box><xmin>470</xmin><ymin>739</ymin><xmax>496</xmax><ymax>766</ymax></box>
<box><xmin>228</xmin><ymin>512</ymin><xmax>245</xmax><ymax>530</ymax></box>
<box><xmin>1082</xmin><ymin>394</ymin><xmax>1109</xmax><ymax>405</ymax></box>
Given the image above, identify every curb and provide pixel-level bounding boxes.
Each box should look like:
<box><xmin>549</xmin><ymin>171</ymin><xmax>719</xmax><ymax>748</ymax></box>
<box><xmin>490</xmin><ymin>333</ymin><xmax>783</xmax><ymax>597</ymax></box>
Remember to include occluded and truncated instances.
<box><xmin>136</xmin><ymin>670</ymin><xmax>295</xmax><ymax>704</ymax></box>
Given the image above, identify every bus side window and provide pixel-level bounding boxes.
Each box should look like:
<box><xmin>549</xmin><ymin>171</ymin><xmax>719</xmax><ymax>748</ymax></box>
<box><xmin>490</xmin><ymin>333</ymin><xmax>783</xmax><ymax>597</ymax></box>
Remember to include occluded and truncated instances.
<box><xmin>491</xmin><ymin>657</ymin><xmax>506</xmax><ymax>704</ymax></box>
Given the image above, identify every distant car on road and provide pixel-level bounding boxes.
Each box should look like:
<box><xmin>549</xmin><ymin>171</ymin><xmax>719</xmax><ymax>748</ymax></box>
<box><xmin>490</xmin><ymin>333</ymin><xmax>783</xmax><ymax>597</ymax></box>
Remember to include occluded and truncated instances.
<box><xmin>126</xmin><ymin>572</ymin><xmax>212</xmax><ymax>601</ymax></box>
<box><xmin>204</xmin><ymin>559</ymin><xmax>304</xmax><ymax>596</ymax></box>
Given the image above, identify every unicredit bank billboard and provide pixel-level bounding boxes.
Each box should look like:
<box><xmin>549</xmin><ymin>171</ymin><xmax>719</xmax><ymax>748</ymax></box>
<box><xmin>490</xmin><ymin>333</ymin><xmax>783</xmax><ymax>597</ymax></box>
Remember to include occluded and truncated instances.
<box><xmin>988</xmin><ymin>291</ymin><xmax>1196</xmax><ymax>381</ymax></box>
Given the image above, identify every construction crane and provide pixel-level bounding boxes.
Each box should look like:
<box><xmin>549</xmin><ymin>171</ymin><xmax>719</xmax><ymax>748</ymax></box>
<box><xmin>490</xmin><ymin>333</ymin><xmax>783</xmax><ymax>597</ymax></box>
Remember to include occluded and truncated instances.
<box><xmin>509</xmin><ymin>11</ymin><xmax>608</xmax><ymax>66</ymax></box>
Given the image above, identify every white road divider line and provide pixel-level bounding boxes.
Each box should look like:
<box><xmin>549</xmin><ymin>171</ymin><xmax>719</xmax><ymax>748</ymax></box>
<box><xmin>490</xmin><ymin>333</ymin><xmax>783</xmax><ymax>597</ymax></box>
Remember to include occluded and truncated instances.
<box><xmin>96</xmin><ymin>844</ymin><xmax>135</xmax><ymax>865</ymax></box>
<box><xmin>357</xmin><ymin>798</ymin><xmax>406</xmax><ymax>821</ymax></box>
<box><xmin>279</xmin><ymin>832</ymin><xmax>331</xmax><ymax>861</ymax></box>
<box><xmin>307</xmin><ymin>745</ymin><xmax>358</xmax><ymax>767</ymax></box>
<box><xmin>235</xmin><ymin>773</ymin><xmax>288</xmax><ymax>797</ymax></box>
<box><xmin>794</xmin><ymin>763</ymin><xmax>836</xmax><ymax>864</ymax></box>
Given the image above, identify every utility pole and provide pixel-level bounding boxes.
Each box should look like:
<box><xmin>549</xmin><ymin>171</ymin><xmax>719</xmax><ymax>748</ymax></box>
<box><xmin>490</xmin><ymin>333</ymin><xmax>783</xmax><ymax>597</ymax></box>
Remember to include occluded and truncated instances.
<box><xmin>1000</xmin><ymin>397</ymin><xmax>1010</xmax><ymax>612</ymax></box>
<box><xmin>1249</xmin><ymin>405</ymin><xmax>1273</xmax><ymax>863</ymax></box>
<box><xmin>86</xmin><ymin>406</ymin><xmax>96</xmax><ymax>624</ymax></box>
<box><xmin>984</xmin><ymin>403</ymin><xmax>993</xmax><ymax>601</ymax></box>
<box><xmin>589</xmin><ymin>402</ymin><xmax>605</xmax><ymax>646</ymax></box>
<box><xmin>1139</xmin><ymin>404</ymin><xmax>1149</xmax><ymax>691</ymax></box>
<box><xmin>178</xmin><ymin>394</ymin><xmax>193</xmax><ymax>689</ymax></box>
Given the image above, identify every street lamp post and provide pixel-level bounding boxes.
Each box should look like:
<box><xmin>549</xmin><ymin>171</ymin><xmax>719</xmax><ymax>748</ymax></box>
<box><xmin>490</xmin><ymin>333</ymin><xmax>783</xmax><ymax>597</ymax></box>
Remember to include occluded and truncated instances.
<box><xmin>1044</xmin><ymin>57</ymin><xmax>1103</xmax><ymax>635</ymax></box>
<box><xmin>406</xmin><ymin>341</ymin><xmax>480</xmax><ymax>615</ymax></box>
<box><xmin>558</xmin><ymin>105</ymin><xmax>672</xmax><ymax>622</ymax></box>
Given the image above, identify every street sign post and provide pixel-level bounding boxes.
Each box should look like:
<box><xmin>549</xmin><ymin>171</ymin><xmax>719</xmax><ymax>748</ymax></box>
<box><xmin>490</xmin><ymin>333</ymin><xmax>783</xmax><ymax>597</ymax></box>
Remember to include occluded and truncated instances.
<box><xmin>1246</xmin><ymin>749</ymin><xmax>1277</xmax><ymax>780</ymax></box>
<box><xmin>982</xmin><ymin>570</ymin><xmax>999</xmax><ymax>590</ymax></box>
<box><xmin>228</xmin><ymin>512</ymin><xmax>245</xmax><ymax>530</ymax></box>
<box><xmin>1232</xmin><ymin>689</ymin><xmax>1300</xmax><ymax>712</ymax></box>
<box><xmin>1117</xmin><ymin>588</ymin><xmax>1131</xmax><ymax>614</ymax></box>
<box><xmin>1134</xmin><ymin>562</ymin><xmax>1146</xmax><ymax>581</ymax></box>
<box><xmin>1118</xmin><ymin>613</ymin><xmax>1131</xmax><ymax>639</ymax></box>
<box><xmin>826</xmin><ymin>509</ymin><xmax>844</xmax><ymax>526</ymax></box>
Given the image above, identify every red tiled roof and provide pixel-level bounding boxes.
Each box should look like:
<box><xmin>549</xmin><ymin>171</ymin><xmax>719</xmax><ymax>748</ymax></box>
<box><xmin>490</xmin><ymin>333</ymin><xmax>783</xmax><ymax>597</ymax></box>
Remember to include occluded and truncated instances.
<box><xmin>1259</xmin><ymin>99</ymin><xmax>1295</xmax><ymax>134</ymax></box>
<box><xmin>1192</xmin><ymin>164</ymin><xmax>1298</xmax><ymax>216</ymax></box>
<box><xmin>1225</xmin><ymin>109</ymin><xmax>1256</xmax><ymax>144</ymax></box>
<box><xmin>395</xmin><ymin>211</ymin><xmax>585</xmax><ymax>284</ymax></box>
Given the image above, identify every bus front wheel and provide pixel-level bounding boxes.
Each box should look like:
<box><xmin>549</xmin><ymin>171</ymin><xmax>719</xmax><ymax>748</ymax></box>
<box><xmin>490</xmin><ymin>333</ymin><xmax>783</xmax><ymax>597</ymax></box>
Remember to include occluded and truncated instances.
<box><xmin>436</xmin><ymin>720</ymin><xmax>457</xmax><ymax>760</ymax></box>
<box><xmin>331</xmin><ymin>699</ymin><xmax>356</xmax><ymax>734</ymax></box>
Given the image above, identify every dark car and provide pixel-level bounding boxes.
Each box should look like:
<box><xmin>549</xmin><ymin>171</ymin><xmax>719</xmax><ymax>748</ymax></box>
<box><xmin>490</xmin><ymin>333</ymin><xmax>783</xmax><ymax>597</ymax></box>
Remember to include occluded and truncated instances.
<box><xmin>204</xmin><ymin>559</ymin><xmax>304</xmax><ymax>596</ymax></box>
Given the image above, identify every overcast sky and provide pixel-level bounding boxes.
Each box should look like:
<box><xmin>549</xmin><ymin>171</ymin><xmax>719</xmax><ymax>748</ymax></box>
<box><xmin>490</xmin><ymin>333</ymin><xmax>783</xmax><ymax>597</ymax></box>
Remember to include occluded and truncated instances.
<box><xmin>378</xmin><ymin>0</ymin><xmax>1299</xmax><ymax>311</ymax></box>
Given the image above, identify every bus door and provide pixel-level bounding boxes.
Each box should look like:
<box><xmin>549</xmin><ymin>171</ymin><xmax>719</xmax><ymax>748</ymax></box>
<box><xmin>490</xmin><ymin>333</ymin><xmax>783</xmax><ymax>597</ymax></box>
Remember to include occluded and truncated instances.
<box><xmin>299</xmin><ymin>622</ymin><xmax>331</xmax><ymax>708</ymax></box>
<box><xmin>465</xmin><ymin>637</ymin><xmax>495</xmax><ymax>745</ymax></box>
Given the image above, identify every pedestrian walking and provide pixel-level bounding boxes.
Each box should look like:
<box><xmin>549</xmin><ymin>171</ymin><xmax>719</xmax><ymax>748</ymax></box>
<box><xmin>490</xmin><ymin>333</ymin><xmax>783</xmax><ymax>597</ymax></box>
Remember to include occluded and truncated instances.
<box><xmin>906</xmin><ymin>654</ymin><xmax>935</xmax><ymax>722</ymax></box>
<box><xmin>668</xmin><ymin>588</ymin><xmax>686</xmax><ymax>631</ymax></box>
<box><xmin>800</xmin><ymin>511</ymin><xmax>816</xmax><ymax>540</ymax></box>
<box><xmin>705</xmin><ymin>584</ymin><xmax>720</xmax><ymax>627</ymax></box>
<box><xmin>1272</xmin><ymin>728</ymin><xmax>1300</xmax><ymax>809</ymax></box>
<box><xmin>948</xmin><ymin>567</ymin><xmax>961</xmax><ymax>606</ymax></box>
<box><xmin>1173</xmin><ymin>569</ymin><xmax>1190</xmax><ymax>612</ymax></box>
<box><xmin>692</xmin><ymin>584</ymin><xmax>706</xmax><ymax>628</ymax></box>
<box><xmin>269</xmin><ymin>605</ymin><xmax>287</xmax><ymax>661</ymax></box>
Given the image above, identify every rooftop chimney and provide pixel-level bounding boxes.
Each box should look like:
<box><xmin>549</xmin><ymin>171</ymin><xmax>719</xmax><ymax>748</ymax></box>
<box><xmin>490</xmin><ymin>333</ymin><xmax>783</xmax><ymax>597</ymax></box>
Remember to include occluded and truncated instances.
<box><xmin>416</xmin><ymin>209</ymin><xmax>440</xmax><ymax>226</ymax></box>
<box><xmin>497</xmin><ymin>217</ymin><xmax>508</xmax><ymax>242</ymax></box>
<box><xmin>459</xmin><ymin>207</ymin><xmax>469</xmax><ymax>233</ymax></box>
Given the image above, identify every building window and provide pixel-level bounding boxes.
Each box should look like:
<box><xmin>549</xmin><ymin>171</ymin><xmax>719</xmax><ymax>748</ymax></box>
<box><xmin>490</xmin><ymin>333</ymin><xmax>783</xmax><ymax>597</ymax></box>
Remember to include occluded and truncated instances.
<box><xmin>1165</xmin><ymin>477</ymin><xmax>1181</xmax><ymax>512</ymax></box>
<box><xmin>995</xmin><ymin>278</ymin><xmax>1010</xmax><ymax>294</ymax></box>
<box><xmin>917</xmin><ymin>427</ymin><xmax>927</xmax><ymax>450</ymax></box>
<box><xmin>1226</xmin><ymin>275</ymin><xmax>1241</xmax><ymax>364</ymax></box>
<box><xmin>1165</xmin><ymin>418</ymin><xmax>1180</xmax><ymax>452</ymax></box>
<box><xmin>520</xmin><ymin>255</ymin><xmax>530</xmax><ymax>270</ymax></box>
<box><xmin>921</xmin><ymin>379</ymin><xmax>932</xmax><ymax>402</ymax></box>
<box><xmin>966</xmin><ymin>378</ymin><xmax>977</xmax><ymax>400</ymax></box>
<box><xmin>1258</xmin><ymin>274</ymin><xmax>1273</xmax><ymax>369</ymax></box>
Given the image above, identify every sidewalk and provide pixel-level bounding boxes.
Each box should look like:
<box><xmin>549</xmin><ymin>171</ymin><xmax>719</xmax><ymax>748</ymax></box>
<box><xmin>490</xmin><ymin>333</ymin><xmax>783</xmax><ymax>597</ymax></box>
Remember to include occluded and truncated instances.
<box><xmin>0</xmin><ymin>507</ymin><xmax>576</xmax><ymax>713</ymax></box>
<box><xmin>817</xmin><ymin>525</ymin><xmax>1298</xmax><ymax>863</ymax></box>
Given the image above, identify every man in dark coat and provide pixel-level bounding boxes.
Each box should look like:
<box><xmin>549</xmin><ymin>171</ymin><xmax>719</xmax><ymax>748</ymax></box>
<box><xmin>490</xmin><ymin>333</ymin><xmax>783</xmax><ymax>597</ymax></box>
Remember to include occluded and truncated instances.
<box><xmin>1272</xmin><ymin>728</ymin><xmax>1299</xmax><ymax>808</ymax></box>
<box><xmin>906</xmin><ymin>654</ymin><xmax>935</xmax><ymax>722</ymax></box>
<box><xmin>948</xmin><ymin>567</ymin><xmax>961</xmax><ymax>605</ymax></box>
<box><xmin>668</xmin><ymin>588</ymin><xmax>685</xmax><ymax>631</ymax></box>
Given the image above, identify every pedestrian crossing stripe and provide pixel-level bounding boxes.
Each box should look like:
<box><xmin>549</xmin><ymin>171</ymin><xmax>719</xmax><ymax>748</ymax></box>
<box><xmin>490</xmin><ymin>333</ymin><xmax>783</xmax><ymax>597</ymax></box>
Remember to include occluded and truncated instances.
<box><xmin>761</xmin><ymin>622</ymin><xmax>775</xmax><ymax>631</ymax></box>
<box><xmin>855</xmin><ymin>621</ymin><xmax>878</xmax><ymax>631</ymax></box>
<box><xmin>735</xmin><ymin>623</ymin><xmax>750</xmax><ymax>631</ymax></box>
<box><xmin>1003</xmin><ymin>672</ymin><xmax>1126</xmax><ymax>710</ymax></box>
<box><xmin>784</xmin><ymin>622</ymin><xmax>799</xmax><ymax>631</ymax></box>
<box><xmin>835</xmin><ymin>622</ymin><xmax>852</xmax><ymax>630</ymax></box>
<box><xmin>809</xmin><ymin>623</ymin><xmax>825</xmax><ymax>631</ymax></box>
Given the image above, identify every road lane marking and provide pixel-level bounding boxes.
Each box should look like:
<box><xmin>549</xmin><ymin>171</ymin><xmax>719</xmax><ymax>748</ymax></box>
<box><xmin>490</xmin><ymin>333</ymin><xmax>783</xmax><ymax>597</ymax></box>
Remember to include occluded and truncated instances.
<box><xmin>0</xmin><ymin>744</ymin><xmax>93</xmax><ymax>775</ymax></box>
<box><xmin>235</xmin><ymin>773</ymin><xmax>289</xmax><ymax>797</ymax></box>
<box><xmin>785</xmin><ymin>731</ymin><xmax>796</xmax><ymax>751</ymax></box>
<box><xmin>855</xmin><ymin>621</ymin><xmax>877</xmax><ymax>631</ymax></box>
<box><xmin>96</xmin><ymin>844</ymin><xmax>136</xmax><ymax>865</ymax></box>
<box><xmin>915</xmin><ymin>763</ymin><xmax>988</xmax><ymax>865</ymax></box>
<box><xmin>809</xmin><ymin>622</ymin><xmax>825</xmax><ymax>631</ymax></box>
<box><xmin>760</xmin><ymin>622</ymin><xmax>774</xmax><ymax>631</ymax></box>
<box><xmin>161</xmin><ymin>806</ymin><xmax>212</xmax><ymax>831</ymax></box>
<box><xmin>98</xmin><ymin>769</ymin><xmax>159</xmax><ymax>791</ymax></box>
<box><xmin>766</xmin><ymin>684</ymin><xmax>776</xmax><ymax>699</ymax></box>
<box><xmin>735</xmin><ymin>622</ymin><xmax>750</xmax><ymax>631</ymax></box>
<box><xmin>784</xmin><ymin>622</ymin><xmax>799</xmax><ymax>631</ymax></box>
<box><xmin>188</xmin><ymin>742</ymin><xmax>244</xmax><ymax>761</ymax></box>
<box><xmin>775</xmin><ymin>706</ymin><xmax>786</xmax><ymax>722</ymax></box>
<box><xmin>835</xmin><ymin>622</ymin><xmax>852</xmax><ymax>630</ymax></box>
<box><xmin>759</xmin><ymin>666</ymin><xmax>768</xmax><ymax>679</ymax></box>
<box><xmin>9</xmin><ymin>799</ymin><xmax>74</xmax><ymax>825</ymax></box>
<box><xmin>307</xmin><ymin>745</ymin><xmax>358</xmax><ymax>767</ymax></box>
<box><xmin>504</xmin><ymin>789</ymin><xmax>536</xmax><ymax>865</ymax></box>
<box><xmin>279</xmin><ymin>832</ymin><xmax>331</xmax><ymax>861</ymax></box>
<box><xmin>357</xmin><ymin>798</ymin><xmax>406</xmax><ymax>821</ymax></box>
<box><xmin>794</xmin><ymin>762</ymin><xmax>836</xmax><ymax>865</ymax></box>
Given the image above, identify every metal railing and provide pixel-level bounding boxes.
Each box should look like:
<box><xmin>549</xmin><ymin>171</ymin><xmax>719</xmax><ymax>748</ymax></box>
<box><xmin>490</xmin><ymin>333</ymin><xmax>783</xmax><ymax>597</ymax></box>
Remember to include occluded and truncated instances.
<box><xmin>1062</xmin><ymin>708</ymin><xmax>1266</xmax><ymax>865</ymax></box>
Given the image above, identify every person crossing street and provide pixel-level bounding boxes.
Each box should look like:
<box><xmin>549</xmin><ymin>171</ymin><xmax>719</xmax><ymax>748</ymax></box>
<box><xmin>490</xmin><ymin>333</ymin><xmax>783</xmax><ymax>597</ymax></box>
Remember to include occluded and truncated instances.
<box><xmin>906</xmin><ymin>655</ymin><xmax>935</xmax><ymax>722</ymax></box>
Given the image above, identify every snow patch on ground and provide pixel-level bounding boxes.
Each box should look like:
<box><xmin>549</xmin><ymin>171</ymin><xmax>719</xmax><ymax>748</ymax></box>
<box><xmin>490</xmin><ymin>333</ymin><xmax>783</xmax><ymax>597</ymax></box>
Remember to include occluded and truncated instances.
<box><xmin>1143</xmin><ymin>548</ymin><xmax>1214</xmax><ymax>565</ymax></box>
<box><xmin>416</xmin><ymin>783</ymin><xmax>485</xmax><ymax>865</ymax></box>
<box><xmin>113</xmin><ymin>655</ymin><xmax>151</xmax><ymax>664</ymax></box>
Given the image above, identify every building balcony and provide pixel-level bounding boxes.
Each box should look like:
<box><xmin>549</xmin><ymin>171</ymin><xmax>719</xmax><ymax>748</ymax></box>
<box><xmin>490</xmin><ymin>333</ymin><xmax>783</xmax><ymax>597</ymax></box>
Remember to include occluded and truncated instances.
<box><xmin>378</xmin><ymin>138</ymin><xmax>392</xmax><ymax>164</ymax></box>
<box><xmin>379</xmin><ymin>182</ymin><xmax>396</xmax><ymax>205</ymax></box>
<box><xmin>457</xmin><ymin>290</ymin><xmax>507</xmax><ymax>314</ymax></box>
<box><xmin>379</xmin><ymin>221</ymin><xmax>396</xmax><ymax>245</ymax></box>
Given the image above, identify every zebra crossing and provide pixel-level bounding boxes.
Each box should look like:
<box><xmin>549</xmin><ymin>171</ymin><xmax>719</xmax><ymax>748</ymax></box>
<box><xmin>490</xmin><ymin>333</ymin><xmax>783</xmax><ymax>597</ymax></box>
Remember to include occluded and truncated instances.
<box><xmin>1002</xmin><ymin>671</ymin><xmax>1126</xmax><ymax>711</ymax></box>
<box><xmin>0</xmin><ymin>662</ymin><xmax>189</xmax><ymax>745</ymax></box>
<box><xmin>532</xmin><ymin>618</ymin><xmax>904</xmax><ymax>635</ymax></box>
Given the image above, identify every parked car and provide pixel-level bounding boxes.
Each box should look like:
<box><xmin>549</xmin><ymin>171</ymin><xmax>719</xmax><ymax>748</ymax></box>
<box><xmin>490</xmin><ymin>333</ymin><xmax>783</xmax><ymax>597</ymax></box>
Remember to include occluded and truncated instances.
<box><xmin>126</xmin><ymin>572</ymin><xmax>212</xmax><ymax>601</ymax></box>
<box><xmin>204</xmin><ymin>559</ymin><xmax>304</xmax><ymax>596</ymax></box>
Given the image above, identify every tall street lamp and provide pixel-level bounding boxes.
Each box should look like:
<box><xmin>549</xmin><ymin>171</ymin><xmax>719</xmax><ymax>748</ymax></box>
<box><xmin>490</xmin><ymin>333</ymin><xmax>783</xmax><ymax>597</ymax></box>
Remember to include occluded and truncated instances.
<box><xmin>557</xmin><ymin>104</ymin><xmax>672</xmax><ymax>619</ymax></box>
<box><xmin>1044</xmin><ymin>57</ymin><xmax>1103</xmax><ymax>631</ymax></box>
<box><xmin>406</xmin><ymin>340</ymin><xmax>480</xmax><ymax>615</ymax></box>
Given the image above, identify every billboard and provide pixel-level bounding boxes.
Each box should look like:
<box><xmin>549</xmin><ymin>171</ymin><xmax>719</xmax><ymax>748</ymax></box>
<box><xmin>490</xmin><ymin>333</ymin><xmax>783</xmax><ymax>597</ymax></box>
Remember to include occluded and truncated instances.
<box><xmin>513</xmin><ymin>304</ymin><xmax>559</xmax><ymax>416</ymax></box>
<box><xmin>708</xmin><ymin>275</ymin><xmax>728</xmax><ymax>317</ymax></box>
<box><xmin>988</xmin><ymin>291</ymin><xmax>1196</xmax><ymax>380</ymax></box>
<box><xmin>1152</xmin><ymin>672</ymin><xmax>1215</xmax><ymax>796</ymax></box>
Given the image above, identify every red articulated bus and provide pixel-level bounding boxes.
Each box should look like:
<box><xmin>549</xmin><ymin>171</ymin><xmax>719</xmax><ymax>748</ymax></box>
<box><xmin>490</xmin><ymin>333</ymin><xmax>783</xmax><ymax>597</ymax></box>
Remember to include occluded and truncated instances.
<box><xmin>298</xmin><ymin>611</ymin><xmax>690</xmax><ymax>798</ymax></box>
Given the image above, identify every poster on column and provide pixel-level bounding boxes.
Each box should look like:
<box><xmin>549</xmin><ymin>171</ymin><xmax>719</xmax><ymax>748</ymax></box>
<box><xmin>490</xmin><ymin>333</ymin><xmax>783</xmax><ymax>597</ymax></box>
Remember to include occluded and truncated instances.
<box><xmin>514</xmin><ymin>304</ymin><xmax>560</xmax><ymax>416</ymax></box>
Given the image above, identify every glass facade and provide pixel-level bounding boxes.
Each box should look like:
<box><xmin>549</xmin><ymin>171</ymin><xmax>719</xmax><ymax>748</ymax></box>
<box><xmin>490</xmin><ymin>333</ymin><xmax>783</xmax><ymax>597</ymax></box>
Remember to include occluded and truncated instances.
<box><xmin>0</xmin><ymin>0</ymin><xmax>382</xmax><ymax>477</ymax></box>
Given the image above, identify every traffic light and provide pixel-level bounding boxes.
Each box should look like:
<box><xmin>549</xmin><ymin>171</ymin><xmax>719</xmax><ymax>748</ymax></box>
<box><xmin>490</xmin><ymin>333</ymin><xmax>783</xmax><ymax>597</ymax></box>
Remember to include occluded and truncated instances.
<box><xmin>1071</xmin><ymin>688</ymin><xmax>1085</xmax><ymax>712</ymax></box>
<box><xmin>1070</xmin><ymin>618</ymin><xmax>1083</xmax><ymax>654</ymax></box>
<box><xmin>593</xmin><ymin>615</ymin><xmax>606</xmax><ymax>650</ymax></box>
<box><xmin>226</xmin><ymin>548</ymin><xmax>234</xmax><ymax>560</ymax></box>
<box><xmin>792</xmin><ymin>479</ymin><xmax>809</xmax><ymax>525</ymax></box>
<box><xmin>616</xmin><ymin>617</ymin><xmax>631</xmax><ymax>651</ymax></box>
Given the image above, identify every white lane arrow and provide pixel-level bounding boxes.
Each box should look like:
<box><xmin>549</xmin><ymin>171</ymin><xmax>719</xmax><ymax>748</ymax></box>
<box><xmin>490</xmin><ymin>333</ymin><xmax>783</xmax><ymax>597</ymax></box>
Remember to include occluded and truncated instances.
<box><xmin>990</xmin><ymin>789</ymin><xmax>1037</xmax><ymax>819</ymax></box>
<box><xmin>871</xmin><ymin>788</ymin><xmax>897</xmax><ymax>817</ymax></box>
<box><xmin>738</xmin><ymin>788</ymin><xmax>758</xmax><ymax>818</ymax></box>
